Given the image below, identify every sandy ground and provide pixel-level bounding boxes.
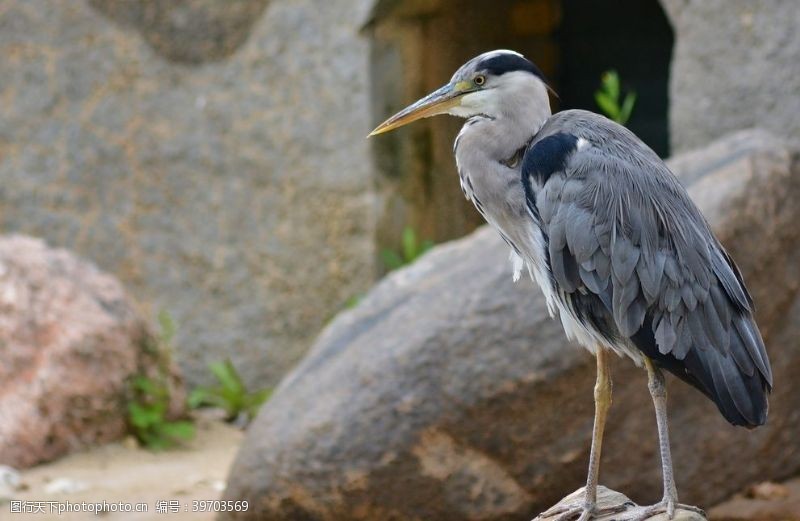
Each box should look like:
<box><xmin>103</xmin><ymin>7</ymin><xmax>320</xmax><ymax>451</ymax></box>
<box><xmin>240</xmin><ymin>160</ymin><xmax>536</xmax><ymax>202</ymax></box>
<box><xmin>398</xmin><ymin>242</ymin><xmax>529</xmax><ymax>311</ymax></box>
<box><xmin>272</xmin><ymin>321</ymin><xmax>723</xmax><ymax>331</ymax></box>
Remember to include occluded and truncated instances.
<box><xmin>6</xmin><ymin>416</ymin><xmax>244</xmax><ymax>520</ymax></box>
<box><xmin>5</xmin><ymin>413</ymin><xmax>798</xmax><ymax>521</ymax></box>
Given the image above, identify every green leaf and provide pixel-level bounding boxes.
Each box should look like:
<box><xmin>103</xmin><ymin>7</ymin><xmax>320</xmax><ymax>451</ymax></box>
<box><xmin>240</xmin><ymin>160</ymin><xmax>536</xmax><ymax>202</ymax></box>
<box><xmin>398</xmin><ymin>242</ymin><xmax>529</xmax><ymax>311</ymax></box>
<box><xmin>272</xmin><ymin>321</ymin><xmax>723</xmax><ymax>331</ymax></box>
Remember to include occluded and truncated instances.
<box><xmin>132</xmin><ymin>375</ymin><xmax>155</xmax><ymax>393</ymax></box>
<box><xmin>146</xmin><ymin>439</ymin><xmax>169</xmax><ymax>451</ymax></box>
<box><xmin>158</xmin><ymin>421</ymin><xmax>195</xmax><ymax>441</ymax></box>
<box><xmin>602</xmin><ymin>70</ymin><xmax>620</xmax><ymax>101</ymax></box>
<box><xmin>190</xmin><ymin>389</ymin><xmax>227</xmax><ymax>410</ymax></box>
<box><xmin>223</xmin><ymin>359</ymin><xmax>245</xmax><ymax>387</ymax></box>
<box><xmin>128</xmin><ymin>402</ymin><xmax>161</xmax><ymax>428</ymax></box>
<box><xmin>219</xmin><ymin>392</ymin><xmax>243</xmax><ymax>418</ymax></box>
<box><xmin>209</xmin><ymin>361</ymin><xmax>243</xmax><ymax>395</ymax></box>
<box><xmin>138</xmin><ymin>431</ymin><xmax>165</xmax><ymax>450</ymax></box>
<box><xmin>252</xmin><ymin>388</ymin><xmax>272</xmax><ymax>405</ymax></box>
<box><xmin>594</xmin><ymin>92</ymin><xmax>619</xmax><ymax>120</ymax></box>
<box><xmin>380</xmin><ymin>226</ymin><xmax>435</xmax><ymax>271</ymax></box>
<box><xmin>344</xmin><ymin>294</ymin><xmax>362</xmax><ymax>309</ymax></box>
<box><xmin>619</xmin><ymin>92</ymin><xmax>637</xmax><ymax>125</ymax></box>
<box><xmin>126</xmin><ymin>362</ymin><xmax>197</xmax><ymax>449</ymax></box>
<box><xmin>401</xmin><ymin>227</ymin><xmax>417</xmax><ymax>261</ymax></box>
<box><xmin>157</xmin><ymin>310</ymin><xmax>176</xmax><ymax>345</ymax></box>
<box><xmin>419</xmin><ymin>240</ymin><xmax>434</xmax><ymax>256</ymax></box>
<box><xmin>190</xmin><ymin>359</ymin><xmax>272</xmax><ymax>424</ymax></box>
<box><xmin>381</xmin><ymin>249</ymin><xmax>405</xmax><ymax>270</ymax></box>
<box><xmin>245</xmin><ymin>388</ymin><xmax>271</xmax><ymax>413</ymax></box>
<box><xmin>188</xmin><ymin>388</ymin><xmax>210</xmax><ymax>408</ymax></box>
<box><xmin>127</xmin><ymin>404</ymin><xmax>148</xmax><ymax>428</ymax></box>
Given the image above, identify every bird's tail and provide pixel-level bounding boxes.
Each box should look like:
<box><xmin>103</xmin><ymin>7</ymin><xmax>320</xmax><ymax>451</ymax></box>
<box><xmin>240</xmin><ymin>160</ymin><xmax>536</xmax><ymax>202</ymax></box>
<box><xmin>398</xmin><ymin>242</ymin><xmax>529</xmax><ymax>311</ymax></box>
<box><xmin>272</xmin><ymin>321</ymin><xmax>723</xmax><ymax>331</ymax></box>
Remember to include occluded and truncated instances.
<box><xmin>681</xmin><ymin>313</ymin><xmax>772</xmax><ymax>427</ymax></box>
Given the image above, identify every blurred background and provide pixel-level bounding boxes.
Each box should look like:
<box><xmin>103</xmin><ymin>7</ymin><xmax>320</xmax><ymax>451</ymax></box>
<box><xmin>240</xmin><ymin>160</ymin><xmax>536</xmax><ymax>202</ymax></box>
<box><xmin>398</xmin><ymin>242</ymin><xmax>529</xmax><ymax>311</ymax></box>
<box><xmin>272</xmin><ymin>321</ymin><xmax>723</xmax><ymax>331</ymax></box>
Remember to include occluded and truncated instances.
<box><xmin>1</xmin><ymin>0</ymin><xmax>799</xmax><ymax>520</ymax></box>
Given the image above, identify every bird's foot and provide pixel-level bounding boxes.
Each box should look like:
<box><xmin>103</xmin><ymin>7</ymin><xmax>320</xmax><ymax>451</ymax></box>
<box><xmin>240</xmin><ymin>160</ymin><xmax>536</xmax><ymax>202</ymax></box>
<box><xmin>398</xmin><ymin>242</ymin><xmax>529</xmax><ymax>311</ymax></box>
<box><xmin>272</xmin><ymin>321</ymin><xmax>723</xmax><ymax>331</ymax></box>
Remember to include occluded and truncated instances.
<box><xmin>534</xmin><ymin>502</ymin><xmax>590</xmax><ymax>521</ymax></box>
<box><xmin>614</xmin><ymin>497</ymin><xmax>705</xmax><ymax>521</ymax></box>
<box><xmin>535</xmin><ymin>499</ymin><xmax>630</xmax><ymax>521</ymax></box>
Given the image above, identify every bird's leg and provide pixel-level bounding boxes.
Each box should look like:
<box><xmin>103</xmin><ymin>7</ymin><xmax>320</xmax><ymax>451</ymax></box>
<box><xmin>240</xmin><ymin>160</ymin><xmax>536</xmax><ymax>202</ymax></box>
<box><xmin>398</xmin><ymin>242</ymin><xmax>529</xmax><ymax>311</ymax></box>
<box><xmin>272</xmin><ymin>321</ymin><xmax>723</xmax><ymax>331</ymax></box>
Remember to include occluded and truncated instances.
<box><xmin>538</xmin><ymin>348</ymin><xmax>614</xmax><ymax>521</ymax></box>
<box><xmin>583</xmin><ymin>347</ymin><xmax>612</xmax><ymax>516</ymax></box>
<box><xmin>621</xmin><ymin>359</ymin><xmax>705</xmax><ymax>521</ymax></box>
<box><xmin>647</xmin><ymin>358</ymin><xmax>677</xmax><ymax>512</ymax></box>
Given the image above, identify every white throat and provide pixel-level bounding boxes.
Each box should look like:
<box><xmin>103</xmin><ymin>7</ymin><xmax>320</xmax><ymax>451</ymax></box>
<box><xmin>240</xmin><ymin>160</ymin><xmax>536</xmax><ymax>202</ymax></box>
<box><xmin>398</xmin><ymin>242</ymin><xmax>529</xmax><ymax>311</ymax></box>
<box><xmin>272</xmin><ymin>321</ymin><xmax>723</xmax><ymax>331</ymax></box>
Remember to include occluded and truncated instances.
<box><xmin>451</xmin><ymin>72</ymin><xmax>552</xmax><ymax>159</ymax></box>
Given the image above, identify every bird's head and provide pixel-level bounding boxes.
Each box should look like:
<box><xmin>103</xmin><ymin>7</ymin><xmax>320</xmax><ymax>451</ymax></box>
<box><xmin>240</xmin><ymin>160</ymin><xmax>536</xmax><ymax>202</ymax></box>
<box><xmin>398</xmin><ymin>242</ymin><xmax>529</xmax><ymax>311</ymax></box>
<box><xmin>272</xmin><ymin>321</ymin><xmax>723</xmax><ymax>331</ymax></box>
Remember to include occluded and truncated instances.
<box><xmin>370</xmin><ymin>50</ymin><xmax>553</xmax><ymax>136</ymax></box>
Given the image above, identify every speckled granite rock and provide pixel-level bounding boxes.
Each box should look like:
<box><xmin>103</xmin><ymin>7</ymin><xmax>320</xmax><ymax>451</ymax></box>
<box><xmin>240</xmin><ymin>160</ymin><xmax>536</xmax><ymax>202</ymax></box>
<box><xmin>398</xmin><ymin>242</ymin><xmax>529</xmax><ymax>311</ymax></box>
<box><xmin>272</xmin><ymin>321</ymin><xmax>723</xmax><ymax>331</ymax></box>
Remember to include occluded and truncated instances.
<box><xmin>222</xmin><ymin>130</ymin><xmax>800</xmax><ymax>520</ymax></box>
<box><xmin>661</xmin><ymin>0</ymin><xmax>800</xmax><ymax>152</ymax></box>
<box><xmin>88</xmin><ymin>0</ymin><xmax>271</xmax><ymax>64</ymax></box>
<box><xmin>0</xmin><ymin>0</ymin><xmax>376</xmax><ymax>388</ymax></box>
<box><xmin>0</xmin><ymin>236</ymin><xmax>184</xmax><ymax>468</ymax></box>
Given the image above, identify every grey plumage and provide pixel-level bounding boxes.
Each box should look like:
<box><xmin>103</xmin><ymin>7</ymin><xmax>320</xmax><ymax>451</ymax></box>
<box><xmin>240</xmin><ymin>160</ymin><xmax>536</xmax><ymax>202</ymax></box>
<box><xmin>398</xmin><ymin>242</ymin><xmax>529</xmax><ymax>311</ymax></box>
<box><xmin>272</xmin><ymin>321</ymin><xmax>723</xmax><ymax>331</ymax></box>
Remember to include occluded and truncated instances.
<box><xmin>528</xmin><ymin>110</ymin><xmax>772</xmax><ymax>426</ymax></box>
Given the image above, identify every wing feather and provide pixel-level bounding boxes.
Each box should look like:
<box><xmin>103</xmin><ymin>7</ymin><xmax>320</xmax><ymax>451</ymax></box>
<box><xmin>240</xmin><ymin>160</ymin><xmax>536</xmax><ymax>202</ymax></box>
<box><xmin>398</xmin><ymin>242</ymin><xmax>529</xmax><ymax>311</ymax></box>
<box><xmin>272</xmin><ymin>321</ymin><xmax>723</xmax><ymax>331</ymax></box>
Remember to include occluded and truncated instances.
<box><xmin>567</xmin><ymin>208</ymin><xmax>599</xmax><ymax>263</ymax></box>
<box><xmin>637</xmin><ymin>250</ymin><xmax>665</xmax><ymax>303</ymax></box>
<box><xmin>523</xmin><ymin>111</ymin><xmax>771</xmax><ymax>427</ymax></box>
<box><xmin>580</xmin><ymin>265</ymin><xmax>608</xmax><ymax>294</ymax></box>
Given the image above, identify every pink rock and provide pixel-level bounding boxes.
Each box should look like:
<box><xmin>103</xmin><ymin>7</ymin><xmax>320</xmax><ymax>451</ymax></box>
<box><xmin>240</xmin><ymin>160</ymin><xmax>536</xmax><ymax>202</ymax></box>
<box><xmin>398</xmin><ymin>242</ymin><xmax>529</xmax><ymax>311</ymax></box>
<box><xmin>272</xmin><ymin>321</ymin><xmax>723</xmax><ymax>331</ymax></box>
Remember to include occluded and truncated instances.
<box><xmin>0</xmin><ymin>236</ymin><xmax>184</xmax><ymax>468</ymax></box>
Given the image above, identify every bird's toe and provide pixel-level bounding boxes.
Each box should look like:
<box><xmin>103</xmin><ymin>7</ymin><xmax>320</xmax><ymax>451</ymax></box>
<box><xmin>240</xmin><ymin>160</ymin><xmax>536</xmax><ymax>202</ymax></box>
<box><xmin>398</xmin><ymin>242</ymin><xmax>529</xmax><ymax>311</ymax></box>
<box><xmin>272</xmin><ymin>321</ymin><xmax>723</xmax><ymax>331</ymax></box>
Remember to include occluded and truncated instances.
<box><xmin>535</xmin><ymin>503</ymin><xmax>586</xmax><ymax>521</ymax></box>
<box><xmin>615</xmin><ymin>500</ymin><xmax>705</xmax><ymax>521</ymax></box>
<box><xmin>535</xmin><ymin>502</ymin><xmax>629</xmax><ymax>521</ymax></box>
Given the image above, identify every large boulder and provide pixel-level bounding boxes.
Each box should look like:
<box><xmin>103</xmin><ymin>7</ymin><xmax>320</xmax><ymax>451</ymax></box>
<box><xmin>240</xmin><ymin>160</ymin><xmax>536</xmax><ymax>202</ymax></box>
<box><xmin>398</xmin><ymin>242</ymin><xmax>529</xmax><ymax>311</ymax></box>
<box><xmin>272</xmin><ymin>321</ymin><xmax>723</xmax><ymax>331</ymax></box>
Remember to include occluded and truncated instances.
<box><xmin>0</xmin><ymin>0</ymin><xmax>376</xmax><ymax>389</ymax></box>
<box><xmin>661</xmin><ymin>0</ymin><xmax>800</xmax><ymax>153</ymax></box>
<box><xmin>222</xmin><ymin>129</ymin><xmax>800</xmax><ymax>520</ymax></box>
<box><xmin>0</xmin><ymin>236</ymin><xmax>184</xmax><ymax>468</ymax></box>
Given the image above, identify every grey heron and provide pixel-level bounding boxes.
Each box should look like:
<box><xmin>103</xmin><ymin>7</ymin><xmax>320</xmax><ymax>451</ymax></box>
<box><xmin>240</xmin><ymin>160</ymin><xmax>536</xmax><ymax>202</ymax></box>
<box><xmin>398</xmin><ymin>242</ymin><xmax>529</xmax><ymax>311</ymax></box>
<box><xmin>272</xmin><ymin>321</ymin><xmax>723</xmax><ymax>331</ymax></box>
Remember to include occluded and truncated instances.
<box><xmin>370</xmin><ymin>50</ymin><xmax>772</xmax><ymax>521</ymax></box>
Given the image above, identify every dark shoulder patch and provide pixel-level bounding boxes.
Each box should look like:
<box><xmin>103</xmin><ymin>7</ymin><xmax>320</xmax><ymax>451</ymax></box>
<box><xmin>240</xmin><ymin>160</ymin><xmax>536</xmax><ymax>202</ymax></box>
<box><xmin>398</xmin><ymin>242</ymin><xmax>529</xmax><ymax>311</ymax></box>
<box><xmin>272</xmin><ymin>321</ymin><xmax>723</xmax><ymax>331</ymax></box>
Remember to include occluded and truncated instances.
<box><xmin>478</xmin><ymin>53</ymin><xmax>545</xmax><ymax>80</ymax></box>
<box><xmin>522</xmin><ymin>132</ymin><xmax>579</xmax><ymax>185</ymax></box>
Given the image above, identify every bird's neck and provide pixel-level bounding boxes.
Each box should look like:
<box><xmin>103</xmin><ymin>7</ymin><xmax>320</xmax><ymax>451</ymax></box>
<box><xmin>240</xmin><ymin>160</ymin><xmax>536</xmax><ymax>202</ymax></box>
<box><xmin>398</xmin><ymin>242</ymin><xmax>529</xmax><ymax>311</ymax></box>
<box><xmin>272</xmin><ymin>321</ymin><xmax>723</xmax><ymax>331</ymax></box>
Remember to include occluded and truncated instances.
<box><xmin>463</xmin><ymin>106</ymin><xmax>550</xmax><ymax>163</ymax></box>
<box><xmin>475</xmin><ymin>80</ymin><xmax>553</xmax><ymax>160</ymax></box>
<box><xmin>501</xmin><ymin>103</ymin><xmax>550</xmax><ymax>156</ymax></box>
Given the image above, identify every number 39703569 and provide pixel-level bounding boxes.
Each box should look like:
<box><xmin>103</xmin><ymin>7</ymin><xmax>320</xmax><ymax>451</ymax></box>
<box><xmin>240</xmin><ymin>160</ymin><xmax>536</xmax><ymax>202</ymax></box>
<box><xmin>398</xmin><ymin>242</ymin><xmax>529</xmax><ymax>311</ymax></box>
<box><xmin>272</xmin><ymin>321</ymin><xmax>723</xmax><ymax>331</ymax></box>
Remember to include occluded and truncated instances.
<box><xmin>192</xmin><ymin>500</ymin><xmax>248</xmax><ymax>512</ymax></box>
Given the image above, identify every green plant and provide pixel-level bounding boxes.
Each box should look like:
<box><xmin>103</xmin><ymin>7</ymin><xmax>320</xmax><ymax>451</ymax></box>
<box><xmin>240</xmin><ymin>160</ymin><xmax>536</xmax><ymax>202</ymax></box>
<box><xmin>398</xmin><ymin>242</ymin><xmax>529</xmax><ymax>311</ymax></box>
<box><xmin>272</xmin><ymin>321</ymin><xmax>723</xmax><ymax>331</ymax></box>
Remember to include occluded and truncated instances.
<box><xmin>127</xmin><ymin>375</ymin><xmax>195</xmax><ymax>450</ymax></box>
<box><xmin>127</xmin><ymin>310</ymin><xmax>194</xmax><ymax>450</ymax></box>
<box><xmin>381</xmin><ymin>226</ymin><xmax>434</xmax><ymax>271</ymax></box>
<box><xmin>595</xmin><ymin>70</ymin><xmax>637</xmax><ymax>126</ymax></box>
<box><xmin>156</xmin><ymin>309</ymin><xmax>176</xmax><ymax>347</ymax></box>
<box><xmin>344</xmin><ymin>294</ymin><xmax>363</xmax><ymax>309</ymax></box>
<box><xmin>189</xmin><ymin>359</ymin><xmax>271</xmax><ymax>423</ymax></box>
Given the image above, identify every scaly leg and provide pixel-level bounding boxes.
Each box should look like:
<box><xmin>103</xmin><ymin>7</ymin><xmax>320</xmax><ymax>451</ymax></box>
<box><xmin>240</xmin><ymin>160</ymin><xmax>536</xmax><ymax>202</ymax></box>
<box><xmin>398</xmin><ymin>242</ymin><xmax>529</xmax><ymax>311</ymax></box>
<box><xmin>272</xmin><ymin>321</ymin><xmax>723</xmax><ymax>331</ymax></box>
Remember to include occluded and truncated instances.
<box><xmin>647</xmin><ymin>358</ymin><xmax>678</xmax><ymax>513</ymax></box>
<box><xmin>622</xmin><ymin>359</ymin><xmax>704</xmax><ymax>521</ymax></box>
<box><xmin>538</xmin><ymin>348</ymin><xmax>614</xmax><ymax>521</ymax></box>
<box><xmin>582</xmin><ymin>347</ymin><xmax>612</xmax><ymax>517</ymax></box>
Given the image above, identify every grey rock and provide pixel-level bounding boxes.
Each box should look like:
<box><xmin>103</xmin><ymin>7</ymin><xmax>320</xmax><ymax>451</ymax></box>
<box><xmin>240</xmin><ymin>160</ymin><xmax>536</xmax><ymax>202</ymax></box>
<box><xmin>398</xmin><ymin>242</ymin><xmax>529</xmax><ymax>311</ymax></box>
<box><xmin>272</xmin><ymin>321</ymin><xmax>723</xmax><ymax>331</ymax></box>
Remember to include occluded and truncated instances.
<box><xmin>708</xmin><ymin>476</ymin><xmax>800</xmax><ymax>521</ymax></box>
<box><xmin>534</xmin><ymin>486</ymin><xmax>706</xmax><ymax>521</ymax></box>
<box><xmin>661</xmin><ymin>0</ymin><xmax>800</xmax><ymax>153</ymax></box>
<box><xmin>0</xmin><ymin>465</ymin><xmax>22</xmax><ymax>499</ymax></box>
<box><xmin>0</xmin><ymin>0</ymin><xmax>376</xmax><ymax>388</ymax></box>
<box><xmin>222</xmin><ymin>129</ymin><xmax>800</xmax><ymax>520</ymax></box>
<box><xmin>89</xmin><ymin>0</ymin><xmax>271</xmax><ymax>64</ymax></box>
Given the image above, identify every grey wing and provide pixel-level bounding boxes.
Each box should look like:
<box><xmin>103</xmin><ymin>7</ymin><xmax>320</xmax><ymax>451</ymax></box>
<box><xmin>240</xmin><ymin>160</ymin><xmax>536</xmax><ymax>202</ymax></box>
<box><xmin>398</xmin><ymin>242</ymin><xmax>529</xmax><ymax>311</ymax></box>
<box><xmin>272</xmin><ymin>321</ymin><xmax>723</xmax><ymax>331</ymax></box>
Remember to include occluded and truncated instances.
<box><xmin>525</xmin><ymin>133</ymin><xmax>772</xmax><ymax>427</ymax></box>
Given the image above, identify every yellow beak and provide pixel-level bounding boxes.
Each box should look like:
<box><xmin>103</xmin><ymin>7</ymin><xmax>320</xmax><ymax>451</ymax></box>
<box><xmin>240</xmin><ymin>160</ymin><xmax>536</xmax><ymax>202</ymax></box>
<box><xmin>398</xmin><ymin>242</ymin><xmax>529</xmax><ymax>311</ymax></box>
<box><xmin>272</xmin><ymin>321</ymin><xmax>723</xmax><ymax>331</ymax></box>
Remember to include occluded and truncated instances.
<box><xmin>368</xmin><ymin>83</ymin><xmax>464</xmax><ymax>137</ymax></box>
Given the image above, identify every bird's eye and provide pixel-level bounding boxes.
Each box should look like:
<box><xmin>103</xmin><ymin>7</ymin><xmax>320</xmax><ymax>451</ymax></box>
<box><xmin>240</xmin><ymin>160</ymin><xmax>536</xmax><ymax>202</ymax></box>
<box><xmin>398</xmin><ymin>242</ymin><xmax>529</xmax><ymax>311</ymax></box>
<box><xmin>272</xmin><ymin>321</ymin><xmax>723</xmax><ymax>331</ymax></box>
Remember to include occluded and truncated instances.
<box><xmin>474</xmin><ymin>75</ymin><xmax>486</xmax><ymax>86</ymax></box>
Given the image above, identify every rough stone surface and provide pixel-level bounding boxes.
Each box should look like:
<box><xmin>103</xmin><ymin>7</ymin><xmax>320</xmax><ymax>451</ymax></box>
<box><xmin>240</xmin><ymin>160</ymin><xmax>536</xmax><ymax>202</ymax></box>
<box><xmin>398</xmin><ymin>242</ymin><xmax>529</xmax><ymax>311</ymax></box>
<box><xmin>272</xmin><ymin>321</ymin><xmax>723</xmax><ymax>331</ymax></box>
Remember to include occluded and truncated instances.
<box><xmin>709</xmin><ymin>477</ymin><xmax>800</xmax><ymax>521</ymax></box>
<box><xmin>222</xmin><ymin>129</ymin><xmax>800</xmax><ymax>520</ymax></box>
<box><xmin>661</xmin><ymin>0</ymin><xmax>800</xmax><ymax>152</ymax></box>
<box><xmin>0</xmin><ymin>0</ymin><xmax>376</xmax><ymax>388</ymax></box>
<box><xmin>0</xmin><ymin>236</ymin><xmax>184</xmax><ymax>469</ymax></box>
<box><xmin>535</xmin><ymin>486</ymin><xmax>706</xmax><ymax>521</ymax></box>
<box><xmin>88</xmin><ymin>0</ymin><xmax>271</xmax><ymax>64</ymax></box>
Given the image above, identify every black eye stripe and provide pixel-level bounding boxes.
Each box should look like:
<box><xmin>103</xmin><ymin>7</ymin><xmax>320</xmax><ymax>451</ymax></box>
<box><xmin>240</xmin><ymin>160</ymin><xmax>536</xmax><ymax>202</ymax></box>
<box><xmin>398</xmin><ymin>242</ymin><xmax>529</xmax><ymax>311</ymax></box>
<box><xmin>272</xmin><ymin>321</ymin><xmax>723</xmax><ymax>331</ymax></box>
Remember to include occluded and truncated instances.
<box><xmin>477</xmin><ymin>53</ymin><xmax>546</xmax><ymax>80</ymax></box>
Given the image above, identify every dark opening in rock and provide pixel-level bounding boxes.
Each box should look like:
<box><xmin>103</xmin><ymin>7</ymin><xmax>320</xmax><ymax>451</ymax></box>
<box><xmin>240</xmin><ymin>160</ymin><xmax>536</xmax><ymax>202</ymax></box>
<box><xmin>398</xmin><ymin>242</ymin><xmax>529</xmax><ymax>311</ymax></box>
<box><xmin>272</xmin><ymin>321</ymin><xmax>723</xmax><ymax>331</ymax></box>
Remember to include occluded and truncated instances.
<box><xmin>367</xmin><ymin>0</ymin><xmax>673</xmax><ymax>266</ymax></box>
